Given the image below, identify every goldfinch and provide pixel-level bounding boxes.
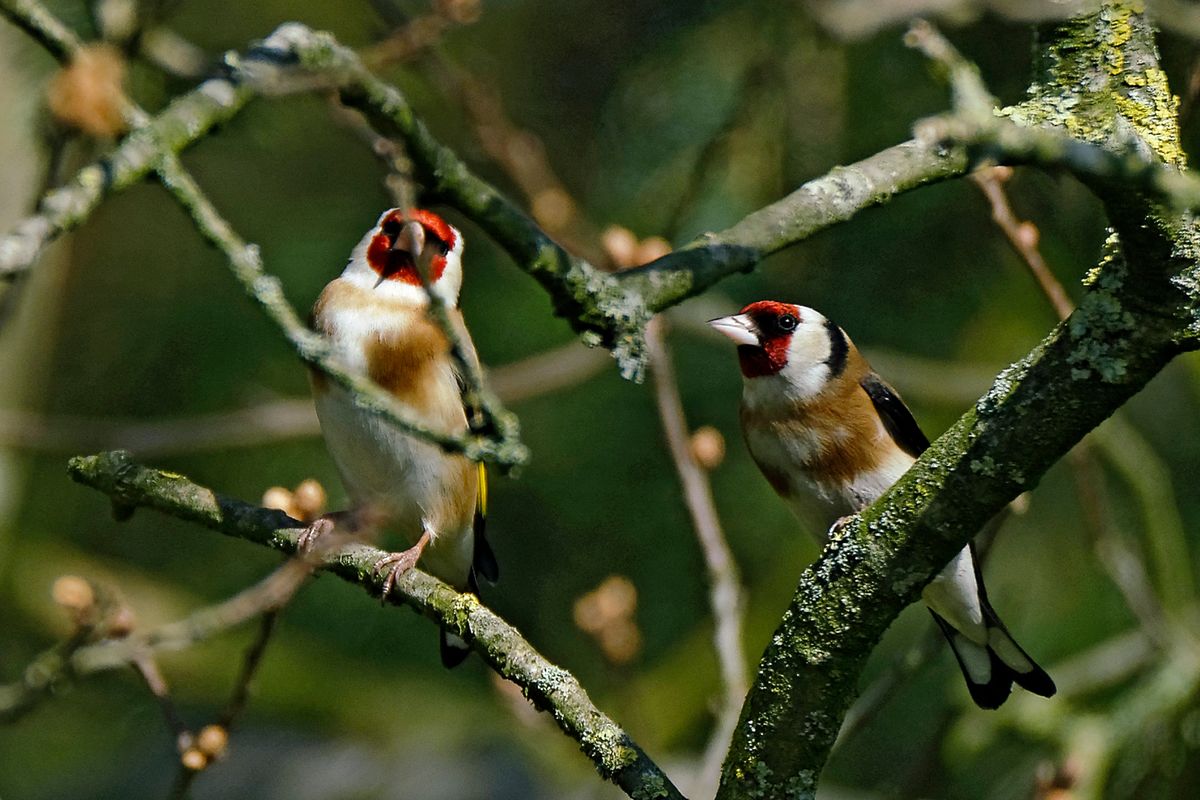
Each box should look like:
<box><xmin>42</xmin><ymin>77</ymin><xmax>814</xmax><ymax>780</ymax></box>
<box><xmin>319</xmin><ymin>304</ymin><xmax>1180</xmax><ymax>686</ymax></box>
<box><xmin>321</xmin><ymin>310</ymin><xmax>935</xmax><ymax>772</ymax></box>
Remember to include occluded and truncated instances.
<box><xmin>308</xmin><ymin>208</ymin><xmax>497</xmax><ymax>666</ymax></box>
<box><xmin>709</xmin><ymin>301</ymin><xmax>1055</xmax><ymax>708</ymax></box>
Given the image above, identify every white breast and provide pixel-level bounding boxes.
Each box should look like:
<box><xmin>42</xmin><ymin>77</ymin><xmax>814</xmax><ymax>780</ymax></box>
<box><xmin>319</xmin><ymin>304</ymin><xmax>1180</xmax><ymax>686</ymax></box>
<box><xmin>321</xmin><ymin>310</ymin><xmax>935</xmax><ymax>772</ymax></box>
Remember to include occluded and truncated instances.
<box><xmin>313</xmin><ymin>296</ymin><xmax>471</xmax><ymax>548</ymax></box>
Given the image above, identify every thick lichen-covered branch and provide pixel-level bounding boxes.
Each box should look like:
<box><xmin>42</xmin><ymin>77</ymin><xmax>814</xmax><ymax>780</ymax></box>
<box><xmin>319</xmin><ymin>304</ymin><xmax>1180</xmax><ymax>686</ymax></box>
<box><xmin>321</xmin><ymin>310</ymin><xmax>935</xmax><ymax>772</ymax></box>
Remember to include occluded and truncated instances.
<box><xmin>717</xmin><ymin>255</ymin><xmax>1192</xmax><ymax>800</ymax></box>
<box><xmin>66</xmin><ymin>451</ymin><xmax>683</xmax><ymax>800</ymax></box>
<box><xmin>716</xmin><ymin>4</ymin><xmax>1200</xmax><ymax>799</ymax></box>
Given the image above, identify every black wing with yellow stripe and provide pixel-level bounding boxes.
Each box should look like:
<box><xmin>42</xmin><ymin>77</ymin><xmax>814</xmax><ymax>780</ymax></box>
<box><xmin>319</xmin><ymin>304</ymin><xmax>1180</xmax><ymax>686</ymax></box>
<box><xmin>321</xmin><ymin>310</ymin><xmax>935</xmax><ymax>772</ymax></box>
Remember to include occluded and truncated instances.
<box><xmin>472</xmin><ymin>461</ymin><xmax>499</xmax><ymax>583</ymax></box>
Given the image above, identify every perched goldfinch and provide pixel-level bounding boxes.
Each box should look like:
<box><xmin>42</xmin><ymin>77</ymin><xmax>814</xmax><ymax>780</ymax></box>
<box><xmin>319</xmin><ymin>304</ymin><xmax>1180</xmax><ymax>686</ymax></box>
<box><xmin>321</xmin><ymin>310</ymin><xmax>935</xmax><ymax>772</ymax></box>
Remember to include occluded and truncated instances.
<box><xmin>709</xmin><ymin>301</ymin><xmax>1055</xmax><ymax>708</ymax></box>
<box><xmin>308</xmin><ymin>208</ymin><xmax>496</xmax><ymax>666</ymax></box>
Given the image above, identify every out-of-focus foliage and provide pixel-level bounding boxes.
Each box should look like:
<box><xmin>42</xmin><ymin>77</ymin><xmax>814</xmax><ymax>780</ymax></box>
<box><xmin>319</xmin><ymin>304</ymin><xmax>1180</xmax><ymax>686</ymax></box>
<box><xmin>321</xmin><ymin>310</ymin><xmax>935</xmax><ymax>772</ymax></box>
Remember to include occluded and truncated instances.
<box><xmin>1</xmin><ymin>1</ymin><xmax>1199</xmax><ymax>798</ymax></box>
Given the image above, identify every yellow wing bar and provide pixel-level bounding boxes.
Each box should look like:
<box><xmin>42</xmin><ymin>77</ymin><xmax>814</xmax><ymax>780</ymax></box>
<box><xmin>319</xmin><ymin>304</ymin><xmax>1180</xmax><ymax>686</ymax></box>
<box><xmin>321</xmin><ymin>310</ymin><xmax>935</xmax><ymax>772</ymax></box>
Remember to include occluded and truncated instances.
<box><xmin>476</xmin><ymin>461</ymin><xmax>488</xmax><ymax>518</ymax></box>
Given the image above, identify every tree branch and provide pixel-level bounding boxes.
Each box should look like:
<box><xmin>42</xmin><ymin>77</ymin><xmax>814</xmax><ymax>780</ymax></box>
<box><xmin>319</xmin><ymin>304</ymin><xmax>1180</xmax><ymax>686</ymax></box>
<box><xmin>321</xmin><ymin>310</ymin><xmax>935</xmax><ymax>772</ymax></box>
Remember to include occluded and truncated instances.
<box><xmin>65</xmin><ymin>450</ymin><xmax>685</xmax><ymax>800</ymax></box>
<box><xmin>0</xmin><ymin>0</ymin><xmax>527</xmax><ymax>468</ymax></box>
<box><xmin>0</xmin><ymin>9</ymin><xmax>982</xmax><ymax>381</ymax></box>
<box><xmin>717</xmin><ymin>5</ymin><xmax>1200</xmax><ymax>798</ymax></box>
<box><xmin>0</xmin><ymin>6</ymin><xmax>253</xmax><ymax>276</ymax></box>
<box><xmin>645</xmin><ymin>318</ymin><xmax>746</xmax><ymax>797</ymax></box>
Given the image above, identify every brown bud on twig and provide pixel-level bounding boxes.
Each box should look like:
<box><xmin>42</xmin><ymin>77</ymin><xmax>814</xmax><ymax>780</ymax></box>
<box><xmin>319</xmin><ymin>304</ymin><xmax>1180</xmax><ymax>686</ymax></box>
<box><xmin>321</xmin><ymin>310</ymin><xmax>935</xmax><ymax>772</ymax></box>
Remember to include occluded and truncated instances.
<box><xmin>573</xmin><ymin>576</ymin><xmax>641</xmax><ymax>664</ymax></box>
<box><xmin>435</xmin><ymin>0</ymin><xmax>482</xmax><ymax>24</ymax></box>
<box><xmin>291</xmin><ymin>479</ymin><xmax>327</xmax><ymax>522</ymax></box>
<box><xmin>261</xmin><ymin>486</ymin><xmax>293</xmax><ymax>513</ymax></box>
<box><xmin>601</xmin><ymin>226</ymin><xmax>639</xmax><ymax>270</ymax></box>
<box><xmin>106</xmin><ymin>604</ymin><xmax>137</xmax><ymax>638</ymax></box>
<box><xmin>180</xmin><ymin>747</ymin><xmax>208</xmax><ymax>771</ymax></box>
<box><xmin>635</xmin><ymin>236</ymin><xmax>671</xmax><ymax>265</ymax></box>
<box><xmin>196</xmin><ymin>725</ymin><xmax>229</xmax><ymax>760</ymax></box>
<box><xmin>1017</xmin><ymin>221</ymin><xmax>1040</xmax><ymax>250</ymax></box>
<box><xmin>52</xmin><ymin>575</ymin><xmax>97</xmax><ymax>627</ymax></box>
<box><xmin>263</xmin><ymin>480</ymin><xmax>328</xmax><ymax>522</ymax></box>
<box><xmin>690</xmin><ymin>426</ymin><xmax>726</xmax><ymax>470</ymax></box>
<box><xmin>47</xmin><ymin>44</ymin><xmax>129</xmax><ymax>138</ymax></box>
<box><xmin>531</xmin><ymin>188</ymin><xmax>574</xmax><ymax>233</ymax></box>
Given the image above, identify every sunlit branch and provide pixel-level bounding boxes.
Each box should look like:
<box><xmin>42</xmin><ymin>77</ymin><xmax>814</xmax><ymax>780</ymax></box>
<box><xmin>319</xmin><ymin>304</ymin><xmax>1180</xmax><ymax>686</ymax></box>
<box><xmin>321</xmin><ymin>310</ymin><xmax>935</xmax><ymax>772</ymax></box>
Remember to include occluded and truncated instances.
<box><xmin>66</xmin><ymin>451</ymin><xmax>685</xmax><ymax>800</ymax></box>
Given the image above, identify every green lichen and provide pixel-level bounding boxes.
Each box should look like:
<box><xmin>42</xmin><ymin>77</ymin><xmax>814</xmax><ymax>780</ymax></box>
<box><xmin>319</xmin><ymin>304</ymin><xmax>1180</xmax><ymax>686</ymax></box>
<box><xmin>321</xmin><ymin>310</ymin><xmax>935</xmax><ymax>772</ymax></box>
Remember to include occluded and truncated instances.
<box><xmin>589</xmin><ymin>726</ymin><xmax>639</xmax><ymax>775</ymax></box>
<box><xmin>444</xmin><ymin>591</ymin><xmax>479</xmax><ymax>636</ymax></box>
<box><xmin>1115</xmin><ymin>67</ymin><xmax>1184</xmax><ymax>166</ymax></box>
<box><xmin>970</xmin><ymin>455</ymin><xmax>998</xmax><ymax>476</ymax></box>
<box><xmin>1067</xmin><ymin>240</ymin><xmax>1138</xmax><ymax>382</ymax></box>
<box><xmin>1014</xmin><ymin>1</ymin><xmax>1182</xmax><ymax>166</ymax></box>
<box><xmin>785</xmin><ymin>771</ymin><xmax>818</xmax><ymax>800</ymax></box>
<box><xmin>630</xmin><ymin>773</ymin><xmax>669</xmax><ymax>800</ymax></box>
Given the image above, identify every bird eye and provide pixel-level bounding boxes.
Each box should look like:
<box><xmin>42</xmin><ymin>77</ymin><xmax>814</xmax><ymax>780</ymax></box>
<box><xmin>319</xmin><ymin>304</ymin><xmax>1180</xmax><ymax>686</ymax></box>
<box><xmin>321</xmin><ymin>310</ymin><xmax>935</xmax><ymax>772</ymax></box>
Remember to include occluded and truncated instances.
<box><xmin>428</xmin><ymin>233</ymin><xmax>450</xmax><ymax>256</ymax></box>
<box><xmin>778</xmin><ymin>313</ymin><xmax>798</xmax><ymax>331</ymax></box>
<box><xmin>381</xmin><ymin>217</ymin><xmax>402</xmax><ymax>238</ymax></box>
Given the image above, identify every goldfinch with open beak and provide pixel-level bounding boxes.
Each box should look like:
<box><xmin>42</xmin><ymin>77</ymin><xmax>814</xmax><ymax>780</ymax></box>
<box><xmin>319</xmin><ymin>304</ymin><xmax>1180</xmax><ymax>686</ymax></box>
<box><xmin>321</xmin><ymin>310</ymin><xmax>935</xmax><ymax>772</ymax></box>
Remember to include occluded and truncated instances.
<box><xmin>709</xmin><ymin>301</ymin><xmax>1055</xmax><ymax>708</ymax></box>
<box><xmin>308</xmin><ymin>208</ymin><xmax>497</xmax><ymax>667</ymax></box>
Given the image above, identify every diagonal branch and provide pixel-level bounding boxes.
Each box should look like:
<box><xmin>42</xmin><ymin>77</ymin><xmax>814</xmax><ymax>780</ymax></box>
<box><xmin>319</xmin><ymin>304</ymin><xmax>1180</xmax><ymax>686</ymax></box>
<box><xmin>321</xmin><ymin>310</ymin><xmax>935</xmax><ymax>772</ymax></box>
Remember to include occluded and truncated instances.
<box><xmin>717</xmin><ymin>6</ymin><xmax>1200</xmax><ymax>798</ymax></box>
<box><xmin>0</xmin><ymin>11</ymin><xmax>979</xmax><ymax>380</ymax></box>
<box><xmin>65</xmin><ymin>450</ymin><xmax>685</xmax><ymax>800</ymax></box>
<box><xmin>0</xmin><ymin>0</ymin><xmax>527</xmax><ymax>468</ymax></box>
<box><xmin>645</xmin><ymin>318</ymin><xmax>746</xmax><ymax>797</ymax></box>
<box><xmin>152</xmin><ymin>152</ymin><xmax>525</xmax><ymax>468</ymax></box>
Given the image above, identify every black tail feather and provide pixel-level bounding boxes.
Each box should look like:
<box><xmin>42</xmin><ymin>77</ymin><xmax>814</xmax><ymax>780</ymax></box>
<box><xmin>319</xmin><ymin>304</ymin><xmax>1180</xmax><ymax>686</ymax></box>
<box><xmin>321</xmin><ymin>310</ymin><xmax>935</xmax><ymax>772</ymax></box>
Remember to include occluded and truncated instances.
<box><xmin>439</xmin><ymin>628</ymin><xmax>471</xmax><ymax>668</ymax></box>
<box><xmin>473</xmin><ymin>527</ymin><xmax>499</xmax><ymax>584</ymax></box>
<box><xmin>980</xmin><ymin>600</ymin><xmax>1056</xmax><ymax>698</ymax></box>
<box><xmin>930</xmin><ymin>609</ymin><xmax>1055</xmax><ymax>710</ymax></box>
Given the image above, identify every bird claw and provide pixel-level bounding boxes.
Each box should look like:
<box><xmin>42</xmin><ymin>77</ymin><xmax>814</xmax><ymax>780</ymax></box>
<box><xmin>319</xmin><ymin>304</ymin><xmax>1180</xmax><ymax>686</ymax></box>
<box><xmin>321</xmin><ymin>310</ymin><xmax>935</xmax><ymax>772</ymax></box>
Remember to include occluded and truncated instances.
<box><xmin>371</xmin><ymin>548</ymin><xmax>422</xmax><ymax>600</ymax></box>
<box><xmin>297</xmin><ymin>516</ymin><xmax>336</xmax><ymax>553</ymax></box>
<box><xmin>827</xmin><ymin>514</ymin><xmax>855</xmax><ymax>539</ymax></box>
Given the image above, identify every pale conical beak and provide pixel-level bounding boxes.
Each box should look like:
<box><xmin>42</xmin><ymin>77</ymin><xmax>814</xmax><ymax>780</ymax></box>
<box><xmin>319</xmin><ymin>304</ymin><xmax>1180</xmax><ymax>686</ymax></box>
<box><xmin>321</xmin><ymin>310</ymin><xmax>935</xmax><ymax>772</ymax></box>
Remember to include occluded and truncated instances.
<box><xmin>394</xmin><ymin>220</ymin><xmax>425</xmax><ymax>258</ymax></box>
<box><xmin>375</xmin><ymin>220</ymin><xmax>427</xmax><ymax>289</ymax></box>
<box><xmin>708</xmin><ymin>314</ymin><xmax>759</xmax><ymax>346</ymax></box>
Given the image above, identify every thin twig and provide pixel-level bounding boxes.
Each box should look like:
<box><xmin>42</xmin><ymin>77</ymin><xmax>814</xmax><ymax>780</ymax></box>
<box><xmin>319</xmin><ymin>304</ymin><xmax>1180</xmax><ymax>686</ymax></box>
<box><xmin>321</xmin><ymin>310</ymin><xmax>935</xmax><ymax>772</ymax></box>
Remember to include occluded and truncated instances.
<box><xmin>171</xmin><ymin>609</ymin><xmax>282</xmax><ymax>798</ymax></box>
<box><xmin>0</xmin><ymin>0</ymin><xmax>81</xmax><ymax>61</ymax></box>
<box><xmin>645</xmin><ymin>318</ymin><xmax>746</xmax><ymax>798</ymax></box>
<box><xmin>131</xmin><ymin>656</ymin><xmax>190</xmax><ymax>746</ymax></box>
<box><xmin>904</xmin><ymin>19</ymin><xmax>995</xmax><ymax>119</ymax></box>
<box><xmin>0</xmin><ymin>400</ymin><xmax>319</xmax><ymax>455</ymax></box>
<box><xmin>970</xmin><ymin>168</ymin><xmax>1074</xmax><ymax>319</ymax></box>
<box><xmin>219</xmin><ymin>611</ymin><xmax>279</xmax><ymax>729</ymax></box>
<box><xmin>971</xmin><ymin>166</ymin><xmax>1175</xmax><ymax>632</ymax></box>
<box><xmin>154</xmin><ymin>150</ymin><xmax>527</xmax><ymax>468</ymax></box>
<box><xmin>0</xmin><ymin>338</ymin><xmax>609</xmax><ymax>455</ymax></box>
<box><xmin>1067</xmin><ymin>450</ymin><xmax>1169</xmax><ymax>641</ymax></box>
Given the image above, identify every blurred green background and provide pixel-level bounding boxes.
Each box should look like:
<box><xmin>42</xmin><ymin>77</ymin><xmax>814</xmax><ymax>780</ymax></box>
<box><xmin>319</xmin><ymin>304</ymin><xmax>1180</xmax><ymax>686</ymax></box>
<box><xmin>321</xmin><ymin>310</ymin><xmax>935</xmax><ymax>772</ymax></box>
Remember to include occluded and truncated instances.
<box><xmin>2</xmin><ymin>1</ymin><xmax>1199</xmax><ymax>798</ymax></box>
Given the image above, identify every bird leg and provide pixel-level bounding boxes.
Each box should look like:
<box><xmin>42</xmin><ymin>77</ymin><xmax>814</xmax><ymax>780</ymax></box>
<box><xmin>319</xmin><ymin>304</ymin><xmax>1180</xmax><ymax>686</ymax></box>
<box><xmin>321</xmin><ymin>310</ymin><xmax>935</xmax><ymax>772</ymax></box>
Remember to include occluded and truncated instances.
<box><xmin>371</xmin><ymin>529</ymin><xmax>432</xmax><ymax>600</ymax></box>
<box><xmin>296</xmin><ymin>509</ymin><xmax>367</xmax><ymax>554</ymax></box>
<box><xmin>296</xmin><ymin>514</ymin><xmax>338</xmax><ymax>553</ymax></box>
<box><xmin>827</xmin><ymin>514</ymin><xmax>857</xmax><ymax>540</ymax></box>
